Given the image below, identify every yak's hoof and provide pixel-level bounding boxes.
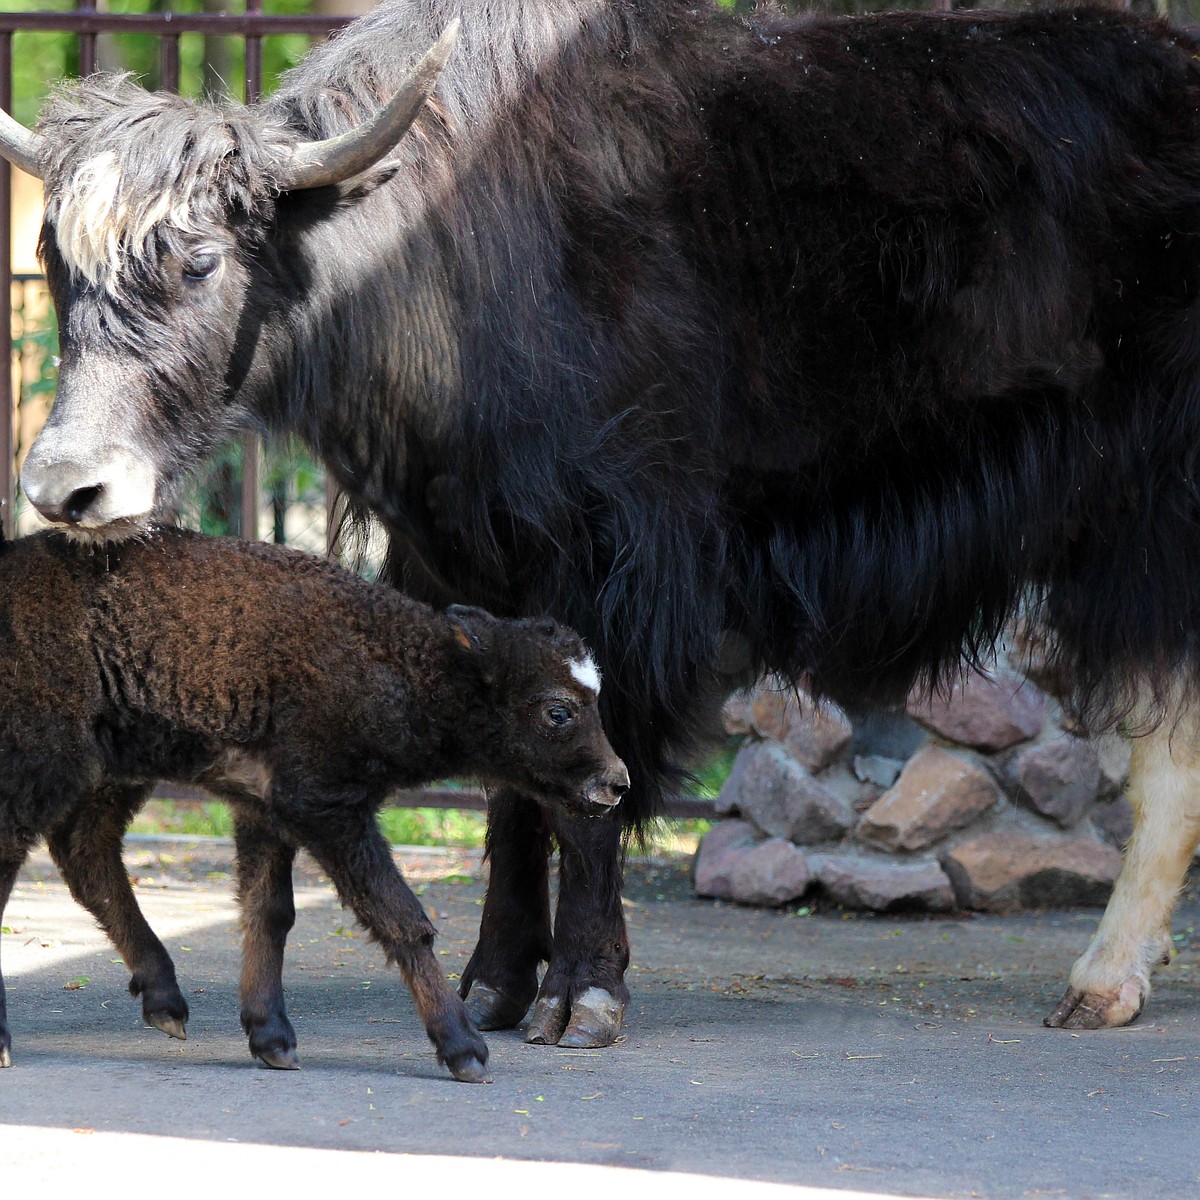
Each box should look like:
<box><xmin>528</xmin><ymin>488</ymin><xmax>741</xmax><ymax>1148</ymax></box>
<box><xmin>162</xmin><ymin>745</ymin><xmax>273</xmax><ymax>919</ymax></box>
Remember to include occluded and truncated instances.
<box><xmin>148</xmin><ymin>1012</ymin><xmax>188</xmax><ymax>1041</ymax></box>
<box><xmin>463</xmin><ymin>981</ymin><xmax>532</xmax><ymax>1031</ymax></box>
<box><xmin>526</xmin><ymin>986</ymin><xmax>624</xmax><ymax>1048</ymax></box>
<box><xmin>0</xmin><ymin>1042</ymin><xmax>11</xmax><ymax>1068</ymax></box>
<box><xmin>1044</xmin><ymin>980</ymin><xmax>1146</xmax><ymax>1030</ymax></box>
<box><xmin>255</xmin><ymin>1046</ymin><xmax>301</xmax><ymax>1070</ymax></box>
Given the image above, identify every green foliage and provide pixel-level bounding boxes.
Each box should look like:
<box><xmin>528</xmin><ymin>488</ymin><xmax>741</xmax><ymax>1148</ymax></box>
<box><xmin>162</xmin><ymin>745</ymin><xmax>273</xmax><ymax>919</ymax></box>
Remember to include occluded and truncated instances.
<box><xmin>1</xmin><ymin>0</ymin><xmax>321</xmax><ymax>127</ymax></box>
<box><xmin>377</xmin><ymin>807</ymin><xmax>489</xmax><ymax>849</ymax></box>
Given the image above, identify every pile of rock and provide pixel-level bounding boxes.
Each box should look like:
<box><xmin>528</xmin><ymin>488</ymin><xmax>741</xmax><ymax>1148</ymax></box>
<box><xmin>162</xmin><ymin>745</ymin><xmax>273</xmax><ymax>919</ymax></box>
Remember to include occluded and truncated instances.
<box><xmin>695</xmin><ymin>660</ymin><xmax>1132</xmax><ymax>913</ymax></box>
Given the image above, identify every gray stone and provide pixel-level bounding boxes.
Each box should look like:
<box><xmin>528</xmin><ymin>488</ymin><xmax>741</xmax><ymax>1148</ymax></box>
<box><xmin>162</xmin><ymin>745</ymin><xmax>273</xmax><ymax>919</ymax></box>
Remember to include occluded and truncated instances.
<box><xmin>852</xmin><ymin>754</ymin><xmax>905</xmax><ymax>789</ymax></box>
<box><xmin>1007</xmin><ymin>736</ymin><xmax>1102</xmax><ymax>829</ymax></box>
<box><xmin>942</xmin><ymin>832</ymin><xmax>1122</xmax><ymax>912</ymax></box>
<box><xmin>848</xmin><ymin>709</ymin><xmax>929</xmax><ymax>760</ymax></box>
<box><xmin>908</xmin><ymin>668</ymin><xmax>1046</xmax><ymax>751</ymax></box>
<box><xmin>750</xmin><ymin>687</ymin><xmax>853</xmax><ymax>772</ymax></box>
<box><xmin>1092</xmin><ymin>795</ymin><xmax>1135</xmax><ymax>849</ymax></box>
<box><xmin>857</xmin><ymin>746</ymin><xmax>1000</xmax><ymax>852</ymax></box>
<box><xmin>1094</xmin><ymin>733</ymin><xmax>1132</xmax><ymax>799</ymax></box>
<box><xmin>726</xmin><ymin>740</ymin><xmax>854</xmax><ymax>844</ymax></box>
<box><xmin>693</xmin><ymin>819</ymin><xmax>762</xmax><ymax>900</ymax></box>
<box><xmin>811</xmin><ymin>852</ymin><xmax>955</xmax><ymax>912</ymax></box>
<box><xmin>713</xmin><ymin>740</ymin><xmax>754</xmax><ymax>816</ymax></box>
<box><xmin>728</xmin><ymin>838</ymin><xmax>812</xmax><ymax>906</ymax></box>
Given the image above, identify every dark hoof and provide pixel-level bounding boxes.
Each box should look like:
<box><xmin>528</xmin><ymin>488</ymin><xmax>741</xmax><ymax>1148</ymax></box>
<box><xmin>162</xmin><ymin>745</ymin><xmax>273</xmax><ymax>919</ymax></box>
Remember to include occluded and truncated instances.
<box><xmin>443</xmin><ymin>1052</ymin><xmax>492</xmax><ymax>1084</ymax></box>
<box><xmin>526</xmin><ymin>986</ymin><xmax>624</xmax><ymax>1048</ymax></box>
<box><xmin>463</xmin><ymin>981</ymin><xmax>532</xmax><ymax>1031</ymax></box>
<box><xmin>525</xmin><ymin>993</ymin><xmax>569</xmax><ymax>1046</ymax></box>
<box><xmin>147</xmin><ymin>1012</ymin><xmax>188</xmax><ymax>1041</ymax></box>
<box><xmin>255</xmin><ymin>1046</ymin><xmax>301</xmax><ymax>1070</ymax></box>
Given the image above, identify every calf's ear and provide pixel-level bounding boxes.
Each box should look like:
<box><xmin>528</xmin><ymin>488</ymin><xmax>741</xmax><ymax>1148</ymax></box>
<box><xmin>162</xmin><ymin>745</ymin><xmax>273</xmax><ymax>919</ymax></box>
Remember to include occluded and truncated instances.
<box><xmin>446</xmin><ymin>605</ymin><xmax>496</xmax><ymax>655</ymax></box>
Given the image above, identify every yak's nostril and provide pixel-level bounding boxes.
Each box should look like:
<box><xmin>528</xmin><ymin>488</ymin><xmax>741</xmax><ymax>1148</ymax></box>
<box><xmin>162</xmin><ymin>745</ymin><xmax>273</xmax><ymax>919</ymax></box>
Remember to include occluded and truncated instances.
<box><xmin>63</xmin><ymin>484</ymin><xmax>103</xmax><ymax>524</ymax></box>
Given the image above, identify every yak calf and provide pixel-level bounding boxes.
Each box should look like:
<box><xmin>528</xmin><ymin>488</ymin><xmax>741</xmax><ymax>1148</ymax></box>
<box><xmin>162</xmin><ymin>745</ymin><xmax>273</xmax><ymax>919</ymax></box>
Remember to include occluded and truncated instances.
<box><xmin>0</xmin><ymin>527</ymin><xmax>627</xmax><ymax>1079</ymax></box>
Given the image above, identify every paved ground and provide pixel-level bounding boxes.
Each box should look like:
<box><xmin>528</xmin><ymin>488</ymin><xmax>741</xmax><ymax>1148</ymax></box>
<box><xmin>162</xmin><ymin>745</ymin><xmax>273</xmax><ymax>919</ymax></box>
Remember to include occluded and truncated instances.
<box><xmin>2</xmin><ymin>836</ymin><xmax>1199</xmax><ymax>1198</ymax></box>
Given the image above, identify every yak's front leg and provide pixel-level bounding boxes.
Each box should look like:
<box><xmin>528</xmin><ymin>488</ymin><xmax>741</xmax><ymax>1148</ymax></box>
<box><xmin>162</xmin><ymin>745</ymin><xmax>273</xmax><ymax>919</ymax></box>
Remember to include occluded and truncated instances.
<box><xmin>1046</xmin><ymin>708</ymin><xmax>1200</xmax><ymax>1029</ymax></box>
<box><xmin>233</xmin><ymin>811</ymin><xmax>299</xmax><ymax>1069</ymax></box>
<box><xmin>47</xmin><ymin>785</ymin><xmax>189</xmax><ymax>1041</ymax></box>
<box><xmin>291</xmin><ymin>805</ymin><xmax>491</xmax><ymax>1082</ymax></box>
<box><xmin>525</xmin><ymin>806</ymin><xmax>629</xmax><ymax>1048</ymax></box>
<box><xmin>459</xmin><ymin>788</ymin><xmax>553</xmax><ymax>1030</ymax></box>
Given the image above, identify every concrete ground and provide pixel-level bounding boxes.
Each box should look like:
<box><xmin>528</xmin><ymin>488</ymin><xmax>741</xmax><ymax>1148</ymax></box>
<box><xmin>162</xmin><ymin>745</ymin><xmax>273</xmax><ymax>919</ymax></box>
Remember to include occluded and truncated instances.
<box><xmin>2</xmin><ymin>836</ymin><xmax>1198</xmax><ymax>1199</ymax></box>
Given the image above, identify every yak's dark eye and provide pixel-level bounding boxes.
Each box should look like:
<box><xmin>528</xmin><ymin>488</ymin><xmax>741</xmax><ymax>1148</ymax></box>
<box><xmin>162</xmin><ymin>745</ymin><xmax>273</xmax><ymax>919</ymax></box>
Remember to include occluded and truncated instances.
<box><xmin>543</xmin><ymin>702</ymin><xmax>574</xmax><ymax>729</ymax></box>
<box><xmin>182</xmin><ymin>252</ymin><xmax>222</xmax><ymax>282</ymax></box>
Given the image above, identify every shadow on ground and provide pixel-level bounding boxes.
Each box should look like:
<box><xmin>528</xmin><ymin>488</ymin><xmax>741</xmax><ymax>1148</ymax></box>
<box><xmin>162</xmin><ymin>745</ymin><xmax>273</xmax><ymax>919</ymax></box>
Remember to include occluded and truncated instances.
<box><xmin>2</xmin><ymin>839</ymin><xmax>1199</xmax><ymax>1198</ymax></box>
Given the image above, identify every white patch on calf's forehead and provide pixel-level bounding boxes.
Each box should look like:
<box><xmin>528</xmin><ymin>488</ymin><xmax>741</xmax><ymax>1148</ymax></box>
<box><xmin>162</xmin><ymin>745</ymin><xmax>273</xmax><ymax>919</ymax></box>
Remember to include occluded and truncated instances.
<box><xmin>569</xmin><ymin>655</ymin><xmax>601</xmax><ymax>695</ymax></box>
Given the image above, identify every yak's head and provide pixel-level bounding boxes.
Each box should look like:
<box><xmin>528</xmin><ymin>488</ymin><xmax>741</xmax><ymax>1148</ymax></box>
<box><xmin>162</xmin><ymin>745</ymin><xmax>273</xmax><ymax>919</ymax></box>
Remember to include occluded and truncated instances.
<box><xmin>0</xmin><ymin>22</ymin><xmax>456</xmax><ymax>539</ymax></box>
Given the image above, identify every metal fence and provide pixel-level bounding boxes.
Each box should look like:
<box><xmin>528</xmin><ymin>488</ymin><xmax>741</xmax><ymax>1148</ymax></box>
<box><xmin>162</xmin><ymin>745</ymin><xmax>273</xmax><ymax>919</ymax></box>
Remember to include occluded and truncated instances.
<box><xmin>0</xmin><ymin>0</ymin><xmax>360</xmax><ymax>546</ymax></box>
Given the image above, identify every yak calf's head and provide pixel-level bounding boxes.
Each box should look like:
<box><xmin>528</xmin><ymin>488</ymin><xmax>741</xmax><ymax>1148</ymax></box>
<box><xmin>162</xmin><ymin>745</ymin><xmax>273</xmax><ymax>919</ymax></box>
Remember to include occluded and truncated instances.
<box><xmin>446</xmin><ymin>606</ymin><xmax>630</xmax><ymax>815</ymax></box>
<box><xmin>0</xmin><ymin>24</ymin><xmax>457</xmax><ymax>538</ymax></box>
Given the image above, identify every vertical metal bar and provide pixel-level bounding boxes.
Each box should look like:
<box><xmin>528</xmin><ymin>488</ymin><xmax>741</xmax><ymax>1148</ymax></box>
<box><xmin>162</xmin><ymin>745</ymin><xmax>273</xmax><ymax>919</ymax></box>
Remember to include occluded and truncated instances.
<box><xmin>160</xmin><ymin>33</ymin><xmax>180</xmax><ymax>93</ymax></box>
<box><xmin>325</xmin><ymin>477</ymin><xmax>343</xmax><ymax>559</ymax></box>
<box><xmin>239</xmin><ymin>0</ymin><xmax>264</xmax><ymax>540</ymax></box>
<box><xmin>0</xmin><ymin>33</ymin><xmax>13</xmax><ymax>538</ymax></box>
<box><xmin>76</xmin><ymin>0</ymin><xmax>97</xmax><ymax>77</ymax></box>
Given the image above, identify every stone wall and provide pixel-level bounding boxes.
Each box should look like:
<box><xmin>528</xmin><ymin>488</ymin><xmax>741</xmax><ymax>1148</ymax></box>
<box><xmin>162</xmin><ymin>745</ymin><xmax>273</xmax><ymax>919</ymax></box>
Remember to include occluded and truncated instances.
<box><xmin>694</xmin><ymin>652</ymin><xmax>1133</xmax><ymax>913</ymax></box>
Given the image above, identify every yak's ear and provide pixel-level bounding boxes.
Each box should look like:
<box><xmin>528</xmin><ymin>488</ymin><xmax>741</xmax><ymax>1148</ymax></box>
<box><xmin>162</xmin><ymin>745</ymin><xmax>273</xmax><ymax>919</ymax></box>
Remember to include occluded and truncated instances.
<box><xmin>446</xmin><ymin>604</ymin><xmax>497</xmax><ymax>655</ymax></box>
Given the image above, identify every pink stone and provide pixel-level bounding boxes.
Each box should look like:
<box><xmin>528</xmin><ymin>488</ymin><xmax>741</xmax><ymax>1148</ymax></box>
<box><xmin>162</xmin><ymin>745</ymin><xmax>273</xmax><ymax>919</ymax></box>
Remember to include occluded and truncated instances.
<box><xmin>908</xmin><ymin>668</ymin><xmax>1045</xmax><ymax>751</ymax></box>
<box><xmin>857</xmin><ymin>746</ymin><xmax>1000</xmax><ymax>852</ymax></box>
<box><xmin>750</xmin><ymin>687</ymin><xmax>853</xmax><ymax>772</ymax></box>
<box><xmin>812</xmin><ymin>852</ymin><xmax>955</xmax><ymax>912</ymax></box>
<box><xmin>1008</xmin><ymin>736</ymin><xmax>1102</xmax><ymax>829</ymax></box>
<box><xmin>727</xmin><ymin>838</ymin><xmax>811</xmax><ymax>906</ymax></box>
<box><xmin>693</xmin><ymin>819</ymin><xmax>761</xmax><ymax>899</ymax></box>
<box><xmin>942</xmin><ymin>832</ymin><xmax>1122</xmax><ymax>912</ymax></box>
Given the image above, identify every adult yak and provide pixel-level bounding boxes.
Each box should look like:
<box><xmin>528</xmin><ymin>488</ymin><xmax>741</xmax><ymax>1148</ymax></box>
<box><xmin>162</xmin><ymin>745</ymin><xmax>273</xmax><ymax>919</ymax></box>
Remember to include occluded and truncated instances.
<box><xmin>6</xmin><ymin>0</ymin><xmax>1200</xmax><ymax>1046</ymax></box>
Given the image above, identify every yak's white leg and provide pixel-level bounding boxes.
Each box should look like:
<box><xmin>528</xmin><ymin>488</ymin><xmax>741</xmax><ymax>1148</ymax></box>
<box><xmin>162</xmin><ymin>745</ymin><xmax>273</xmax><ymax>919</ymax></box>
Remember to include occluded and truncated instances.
<box><xmin>1046</xmin><ymin>701</ymin><xmax>1200</xmax><ymax>1029</ymax></box>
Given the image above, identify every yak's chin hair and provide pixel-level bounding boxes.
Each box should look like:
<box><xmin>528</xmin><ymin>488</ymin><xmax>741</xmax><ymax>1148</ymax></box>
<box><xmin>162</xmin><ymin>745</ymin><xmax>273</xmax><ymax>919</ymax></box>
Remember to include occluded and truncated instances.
<box><xmin>51</xmin><ymin>515</ymin><xmax>160</xmax><ymax>548</ymax></box>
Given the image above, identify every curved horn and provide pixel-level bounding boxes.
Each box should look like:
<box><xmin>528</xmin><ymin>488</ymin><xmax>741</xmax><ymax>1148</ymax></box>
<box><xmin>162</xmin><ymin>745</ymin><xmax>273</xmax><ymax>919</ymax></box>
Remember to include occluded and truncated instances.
<box><xmin>280</xmin><ymin>18</ymin><xmax>459</xmax><ymax>192</ymax></box>
<box><xmin>0</xmin><ymin>106</ymin><xmax>45</xmax><ymax>179</ymax></box>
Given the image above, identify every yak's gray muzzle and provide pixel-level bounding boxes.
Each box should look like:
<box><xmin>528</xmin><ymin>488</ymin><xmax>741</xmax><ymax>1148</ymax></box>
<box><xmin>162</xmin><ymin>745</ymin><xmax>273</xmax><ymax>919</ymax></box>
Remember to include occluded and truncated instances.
<box><xmin>22</xmin><ymin>437</ymin><xmax>157</xmax><ymax>531</ymax></box>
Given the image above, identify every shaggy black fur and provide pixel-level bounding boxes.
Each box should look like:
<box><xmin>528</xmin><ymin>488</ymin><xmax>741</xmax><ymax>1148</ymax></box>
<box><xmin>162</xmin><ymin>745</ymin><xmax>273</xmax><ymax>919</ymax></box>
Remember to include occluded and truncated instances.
<box><xmin>25</xmin><ymin>2</ymin><xmax>1200</xmax><ymax>1042</ymax></box>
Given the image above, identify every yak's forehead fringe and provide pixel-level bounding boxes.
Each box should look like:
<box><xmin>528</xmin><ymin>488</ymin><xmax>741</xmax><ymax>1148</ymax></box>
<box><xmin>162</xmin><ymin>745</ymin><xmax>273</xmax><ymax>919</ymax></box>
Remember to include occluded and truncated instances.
<box><xmin>37</xmin><ymin>75</ymin><xmax>290</xmax><ymax>289</ymax></box>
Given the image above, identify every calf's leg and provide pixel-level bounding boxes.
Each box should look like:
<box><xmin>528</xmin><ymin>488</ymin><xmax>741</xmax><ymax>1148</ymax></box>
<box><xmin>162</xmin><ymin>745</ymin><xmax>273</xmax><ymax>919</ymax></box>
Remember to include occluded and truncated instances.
<box><xmin>233</xmin><ymin>811</ymin><xmax>299</xmax><ymax>1069</ymax></box>
<box><xmin>525</xmin><ymin>806</ymin><xmax>629</xmax><ymax>1048</ymax></box>
<box><xmin>289</xmin><ymin>806</ymin><xmax>490</xmax><ymax>1082</ymax></box>
<box><xmin>0</xmin><ymin>844</ymin><xmax>34</xmax><ymax>1067</ymax></box>
<box><xmin>1046</xmin><ymin>705</ymin><xmax>1200</xmax><ymax>1029</ymax></box>
<box><xmin>459</xmin><ymin>789</ymin><xmax>552</xmax><ymax>1030</ymax></box>
<box><xmin>47</xmin><ymin>785</ymin><xmax>189</xmax><ymax>1040</ymax></box>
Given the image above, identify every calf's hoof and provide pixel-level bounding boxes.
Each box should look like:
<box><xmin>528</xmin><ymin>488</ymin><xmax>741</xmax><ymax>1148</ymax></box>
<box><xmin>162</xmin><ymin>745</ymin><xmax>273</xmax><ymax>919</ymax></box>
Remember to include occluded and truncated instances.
<box><xmin>434</xmin><ymin>1010</ymin><xmax>492</xmax><ymax>1083</ymax></box>
<box><xmin>245</xmin><ymin>1012</ymin><xmax>299</xmax><ymax>1069</ymax></box>
<box><xmin>147</xmin><ymin>1012</ymin><xmax>188</xmax><ymax>1041</ymax></box>
<box><xmin>0</xmin><ymin>1031</ymin><xmax>11</xmax><ymax>1068</ymax></box>
<box><xmin>526</xmin><ymin>985</ymin><xmax>624</xmax><ymax>1048</ymax></box>
<box><xmin>442</xmin><ymin>1049</ymin><xmax>492</xmax><ymax>1084</ymax></box>
<box><xmin>132</xmin><ymin>976</ymin><xmax>189</xmax><ymax>1041</ymax></box>
<box><xmin>1044</xmin><ymin>980</ymin><xmax>1147</xmax><ymax>1030</ymax></box>
<box><xmin>255</xmin><ymin>1046</ymin><xmax>301</xmax><ymax>1070</ymax></box>
<box><xmin>462</xmin><ymin>981</ymin><xmax>533</xmax><ymax>1031</ymax></box>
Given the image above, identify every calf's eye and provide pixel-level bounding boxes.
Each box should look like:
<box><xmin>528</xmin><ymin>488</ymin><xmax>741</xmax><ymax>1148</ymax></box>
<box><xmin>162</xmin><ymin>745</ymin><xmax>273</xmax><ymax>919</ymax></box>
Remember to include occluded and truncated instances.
<box><xmin>544</xmin><ymin>702</ymin><xmax>574</xmax><ymax>728</ymax></box>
